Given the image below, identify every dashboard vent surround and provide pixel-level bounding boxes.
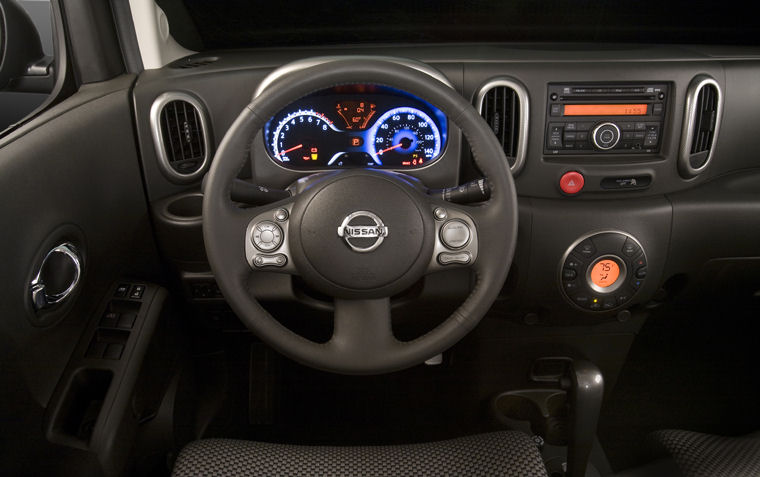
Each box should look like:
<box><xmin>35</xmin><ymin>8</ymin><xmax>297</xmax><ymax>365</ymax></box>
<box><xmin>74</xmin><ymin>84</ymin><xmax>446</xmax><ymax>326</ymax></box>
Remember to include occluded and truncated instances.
<box><xmin>475</xmin><ymin>78</ymin><xmax>529</xmax><ymax>175</ymax></box>
<box><xmin>679</xmin><ymin>75</ymin><xmax>722</xmax><ymax>178</ymax></box>
<box><xmin>150</xmin><ymin>93</ymin><xmax>211</xmax><ymax>183</ymax></box>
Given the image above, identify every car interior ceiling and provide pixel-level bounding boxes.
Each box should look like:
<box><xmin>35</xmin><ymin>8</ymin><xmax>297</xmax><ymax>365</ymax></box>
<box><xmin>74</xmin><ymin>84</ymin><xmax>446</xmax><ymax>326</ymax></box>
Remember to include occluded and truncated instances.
<box><xmin>0</xmin><ymin>0</ymin><xmax>759</xmax><ymax>476</ymax></box>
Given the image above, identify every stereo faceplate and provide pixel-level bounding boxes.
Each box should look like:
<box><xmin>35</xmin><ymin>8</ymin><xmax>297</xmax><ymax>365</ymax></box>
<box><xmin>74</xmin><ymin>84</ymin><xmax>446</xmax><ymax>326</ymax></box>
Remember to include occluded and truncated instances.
<box><xmin>545</xmin><ymin>83</ymin><xmax>668</xmax><ymax>155</ymax></box>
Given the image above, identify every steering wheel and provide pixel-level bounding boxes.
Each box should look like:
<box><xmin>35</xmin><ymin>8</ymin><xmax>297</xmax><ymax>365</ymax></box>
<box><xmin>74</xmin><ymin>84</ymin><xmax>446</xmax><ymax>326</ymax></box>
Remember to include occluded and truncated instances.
<box><xmin>203</xmin><ymin>58</ymin><xmax>518</xmax><ymax>375</ymax></box>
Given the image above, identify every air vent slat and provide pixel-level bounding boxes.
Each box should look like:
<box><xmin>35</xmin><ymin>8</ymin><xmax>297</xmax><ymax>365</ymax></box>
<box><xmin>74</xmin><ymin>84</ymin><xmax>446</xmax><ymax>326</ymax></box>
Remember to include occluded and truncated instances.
<box><xmin>478</xmin><ymin>82</ymin><xmax>525</xmax><ymax>170</ymax></box>
<box><xmin>154</xmin><ymin>96</ymin><xmax>209</xmax><ymax>180</ymax></box>
<box><xmin>689</xmin><ymin>82</ymin><xmax>719</xmax><ymax>155</ymax></box>
<box><xmin>509</xmin><ymin>90</ymin><xmax>519</xmax><ymax>158</ymax></box>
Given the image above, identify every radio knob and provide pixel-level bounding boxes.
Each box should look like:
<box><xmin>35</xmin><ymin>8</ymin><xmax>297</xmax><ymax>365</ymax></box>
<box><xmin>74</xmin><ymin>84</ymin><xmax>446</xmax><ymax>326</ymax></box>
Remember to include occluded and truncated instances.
<box><xmin>592</xmin><ymin>122</ymin><xmax>621</xmax><ymax>150</ymax></box>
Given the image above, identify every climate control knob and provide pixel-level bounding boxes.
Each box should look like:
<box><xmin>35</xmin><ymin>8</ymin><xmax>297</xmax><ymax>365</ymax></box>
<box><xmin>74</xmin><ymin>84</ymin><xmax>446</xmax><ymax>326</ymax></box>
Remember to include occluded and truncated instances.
<box><xmin>592</xmin><ymin>122</ymin><xmax>621</xmax><ymax>150</ymax></box>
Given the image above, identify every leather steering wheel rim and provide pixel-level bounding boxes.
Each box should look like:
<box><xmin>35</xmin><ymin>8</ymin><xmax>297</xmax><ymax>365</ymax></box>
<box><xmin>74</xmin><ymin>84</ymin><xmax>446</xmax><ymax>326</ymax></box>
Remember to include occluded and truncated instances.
<box><xmin>203</xmin><ymin>58</ymin><xmax>518</xmax><ymax>375</ymax></box>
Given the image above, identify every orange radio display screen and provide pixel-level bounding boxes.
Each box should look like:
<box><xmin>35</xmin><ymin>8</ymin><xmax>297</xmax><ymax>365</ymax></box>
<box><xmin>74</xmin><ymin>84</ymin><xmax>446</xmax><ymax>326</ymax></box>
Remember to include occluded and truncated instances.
<box><xmin>590</xmin><ymin>260</ymin><xmax>620</xmax><ymax>288</ymax></box>
<box><xmin>564</xmin><ymin>104</ymin><xmax>648</xmax><ymax>116</ymax></box>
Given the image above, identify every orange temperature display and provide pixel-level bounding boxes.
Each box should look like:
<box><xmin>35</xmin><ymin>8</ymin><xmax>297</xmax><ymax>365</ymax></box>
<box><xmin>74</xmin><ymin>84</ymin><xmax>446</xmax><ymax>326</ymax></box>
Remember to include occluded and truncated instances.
<box><xmin>564</xmin><ymin>104</ymin><xmax>648</xmax><ymax>116</ymax></box>
<box><xmin>590</xmin><ymin>260</ymin><xmax>620</xmax><ymax>288</ymax></box>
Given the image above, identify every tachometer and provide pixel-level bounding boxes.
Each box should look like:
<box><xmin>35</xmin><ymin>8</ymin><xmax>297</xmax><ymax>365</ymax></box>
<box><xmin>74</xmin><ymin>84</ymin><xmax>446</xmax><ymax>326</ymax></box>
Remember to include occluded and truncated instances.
<box><xmin>367</xmin><ymin>107</ymin><xmax>442</xmax><ymax>167</ymax></box>
<box><xmin>271</xmin><ymin>110</ymin><xmax>339</xmax><ymax>165</ymax></box>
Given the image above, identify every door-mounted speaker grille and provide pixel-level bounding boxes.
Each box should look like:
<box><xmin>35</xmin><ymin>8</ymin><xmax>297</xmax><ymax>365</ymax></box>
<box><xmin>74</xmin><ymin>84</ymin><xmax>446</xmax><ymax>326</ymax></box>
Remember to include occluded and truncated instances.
<box><xmin>679</xmin><ymin>75</ymin><xmax>722</xmax><ymax>178</ymax></box>
<box><xmin>475</xmin><ymin>78</ymin><xmax>529</xmax><ymax>175</ymax></box>
<box><xmin>150</xmin><ymin>93</ymin><xmax>211</xmax><ymax>183</ymax></box>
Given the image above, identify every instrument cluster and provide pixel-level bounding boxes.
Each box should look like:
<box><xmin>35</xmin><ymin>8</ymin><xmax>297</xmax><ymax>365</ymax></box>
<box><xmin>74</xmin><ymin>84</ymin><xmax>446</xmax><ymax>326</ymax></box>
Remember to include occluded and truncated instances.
<box><xmin>263</xmin><ymin>85</ymin><xmax>448</xmax><ymax>170</ymax></box>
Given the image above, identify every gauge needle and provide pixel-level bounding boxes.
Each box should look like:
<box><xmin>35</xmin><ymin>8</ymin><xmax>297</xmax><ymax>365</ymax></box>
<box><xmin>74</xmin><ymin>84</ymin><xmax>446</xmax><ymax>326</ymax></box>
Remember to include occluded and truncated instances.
<box><xmin>378</xmin><ymin>143</ymin><xmax>403</xmax><ymax>155</ymax></box>
<box><xmin>278</xmin><ymin>144</ymin><xmax>303</xmax><ymax>156</ymax></box>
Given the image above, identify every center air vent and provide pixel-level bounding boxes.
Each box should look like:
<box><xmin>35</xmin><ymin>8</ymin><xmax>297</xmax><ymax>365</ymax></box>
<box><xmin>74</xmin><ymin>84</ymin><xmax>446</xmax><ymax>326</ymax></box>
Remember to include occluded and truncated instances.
<box><xmin>150</xmin><ymin>93</ymin><xmax>211</xmax><ymax>183</ymax></box>
<box><xmin>475</xmin><ymin>78</ymin><xmax>529</xmax><ymax>175</ymax></box>
<box><xmin>679</xmin><ymin>75</ymin><xmax>722</xmax><ymax>178</ymax></box>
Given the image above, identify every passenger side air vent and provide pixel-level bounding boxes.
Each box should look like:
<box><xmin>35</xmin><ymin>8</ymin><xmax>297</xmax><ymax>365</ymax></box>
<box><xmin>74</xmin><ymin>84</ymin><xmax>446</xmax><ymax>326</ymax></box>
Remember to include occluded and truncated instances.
<box><xmin>475</xmin><ymin>78</ymin><xmax>529</xmax><ymax>175</ymax></box>
<box><xmin>679</xmin><ymin>75</ymin><xmax>722</xmax><ymax>178</ymax></box>
<box><xmin>150</xmin><ymin>93</ymin><xmax>211</xmax><ymax>183</ymax></box>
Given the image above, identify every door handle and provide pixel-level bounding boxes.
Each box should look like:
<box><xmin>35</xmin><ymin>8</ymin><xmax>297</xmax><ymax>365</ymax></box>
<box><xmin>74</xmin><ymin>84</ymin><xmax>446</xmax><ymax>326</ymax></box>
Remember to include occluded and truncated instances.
<box><xmin>30</xmin><ymin>243</ymin><xmax>82</xmax><ymax>310</ymax></box>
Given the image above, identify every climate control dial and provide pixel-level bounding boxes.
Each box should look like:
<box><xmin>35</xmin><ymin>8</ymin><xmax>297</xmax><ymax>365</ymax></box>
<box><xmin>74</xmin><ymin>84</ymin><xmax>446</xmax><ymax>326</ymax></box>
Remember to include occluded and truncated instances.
<box><xmin>560</xmin><ymin>231</ymin><xmax>647</xmax><ymax>312</ymax></box>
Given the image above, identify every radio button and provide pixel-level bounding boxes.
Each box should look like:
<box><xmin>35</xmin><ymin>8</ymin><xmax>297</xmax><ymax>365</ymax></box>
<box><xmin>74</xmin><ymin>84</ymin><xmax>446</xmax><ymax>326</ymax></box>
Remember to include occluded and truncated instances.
<box><xmin>592</xmin><ymin>122</ymin><xmax>621</xmax><ymax>150</ymax></box>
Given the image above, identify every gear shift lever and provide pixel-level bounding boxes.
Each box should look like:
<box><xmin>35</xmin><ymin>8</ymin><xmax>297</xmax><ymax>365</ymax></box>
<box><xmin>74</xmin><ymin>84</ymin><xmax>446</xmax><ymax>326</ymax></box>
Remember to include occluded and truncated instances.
<box><xmin>562</xmin><ymin>360</ymin><xmax>604</xmax><ymax>477</ymax></box>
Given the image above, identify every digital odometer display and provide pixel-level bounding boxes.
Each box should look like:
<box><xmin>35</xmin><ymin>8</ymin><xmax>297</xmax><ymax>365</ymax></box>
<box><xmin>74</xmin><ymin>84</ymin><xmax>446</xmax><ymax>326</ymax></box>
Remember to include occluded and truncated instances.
<box><xmin>264</xmin><ymin>85</ymin><xmax>448</xmax><ymax>170</ymax></box>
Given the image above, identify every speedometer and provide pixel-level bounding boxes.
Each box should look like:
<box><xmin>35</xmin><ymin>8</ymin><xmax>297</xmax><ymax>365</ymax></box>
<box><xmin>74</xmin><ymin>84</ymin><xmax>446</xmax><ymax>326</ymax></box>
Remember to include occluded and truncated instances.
<box><xmin>367</xmin><ymin>107</ymin><xmax>442</xmax><ymax>167</ymax></box>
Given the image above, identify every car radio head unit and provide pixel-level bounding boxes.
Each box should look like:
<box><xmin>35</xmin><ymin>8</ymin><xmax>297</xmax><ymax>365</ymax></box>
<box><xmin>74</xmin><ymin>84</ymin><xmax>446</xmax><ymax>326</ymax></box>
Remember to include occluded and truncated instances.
<box><xmin>544</xmin><ymin>83</ymin><xmax>668</xmax><ymax>155</ymax></box>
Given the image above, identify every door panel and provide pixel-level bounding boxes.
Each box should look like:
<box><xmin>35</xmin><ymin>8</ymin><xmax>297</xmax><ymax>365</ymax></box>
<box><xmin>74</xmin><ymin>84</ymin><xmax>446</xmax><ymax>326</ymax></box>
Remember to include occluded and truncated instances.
<box><xmin>0</xmin><ymin>74</ymin><xmax>159</xmax><ymax>474</ymax></box>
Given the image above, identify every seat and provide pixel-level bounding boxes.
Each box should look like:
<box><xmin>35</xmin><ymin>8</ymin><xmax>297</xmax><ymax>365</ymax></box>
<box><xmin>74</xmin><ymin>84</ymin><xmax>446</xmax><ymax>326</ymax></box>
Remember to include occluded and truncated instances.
<box><xmin>616</xmin><ymin>429</ymin><xmax>760</xmax><ymax>477</ymax></box>
<box><xmin>649</xmin><ymin>429</ymin><xmax>760</xmax><ymax>477</ymax></box>
<box><xmin>172</xmin><ymin>431</ymin><xmax>548</xmax><ymax>476</ymax></box>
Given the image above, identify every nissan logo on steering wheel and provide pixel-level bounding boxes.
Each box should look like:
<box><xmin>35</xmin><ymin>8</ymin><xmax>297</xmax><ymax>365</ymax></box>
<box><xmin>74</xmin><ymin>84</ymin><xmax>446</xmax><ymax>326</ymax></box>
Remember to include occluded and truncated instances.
<box><xmin>337</xmin><ymin>211</ymin><xmax>389</xmax><ymax>253</ymax></box>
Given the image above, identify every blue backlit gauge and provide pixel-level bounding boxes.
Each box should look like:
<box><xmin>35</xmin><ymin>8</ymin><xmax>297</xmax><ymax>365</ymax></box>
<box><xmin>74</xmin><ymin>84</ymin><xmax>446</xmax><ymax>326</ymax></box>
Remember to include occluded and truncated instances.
<box><xmin>367</xmin><ymin>107</ymin><xmax>442</xmax><ymax>167</ymax></box>
<box><xmin>270</xmin><ymin>110</ymin><xmax>340</xmax><ymax>165</ymax></box>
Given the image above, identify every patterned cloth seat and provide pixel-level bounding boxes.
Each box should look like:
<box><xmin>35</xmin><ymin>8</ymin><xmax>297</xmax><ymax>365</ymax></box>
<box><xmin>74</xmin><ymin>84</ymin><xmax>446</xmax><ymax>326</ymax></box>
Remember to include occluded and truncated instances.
<box><xmin>172</xmin><ymin>431</ymin><xmax>548</xmax><ymax>476</ymax></box>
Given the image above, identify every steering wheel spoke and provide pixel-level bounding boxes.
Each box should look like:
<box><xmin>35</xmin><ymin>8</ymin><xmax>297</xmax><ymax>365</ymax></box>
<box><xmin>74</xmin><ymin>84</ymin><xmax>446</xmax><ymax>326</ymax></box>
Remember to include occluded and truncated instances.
<box><xmin>425</xmin><ymin>200</ymin><xmax>481</xmax><ymax>274</ymax></box>
<box><xmin>330</xmin><ymin>298</ymin><xmax>399</xmax><ymax>357</ymax></box>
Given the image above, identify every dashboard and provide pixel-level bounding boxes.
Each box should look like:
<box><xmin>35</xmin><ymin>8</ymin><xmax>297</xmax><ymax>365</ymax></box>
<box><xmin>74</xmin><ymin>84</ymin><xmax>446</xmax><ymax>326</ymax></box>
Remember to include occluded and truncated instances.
<box><xmin>262</xmin><ymin>85</ymin><xmax>448</xmax><ymax>170</ymax></box>
<box><xmin>135</xmin><ymin>44</ymin><xmax>760</xmax><ymax>323</ymax></box>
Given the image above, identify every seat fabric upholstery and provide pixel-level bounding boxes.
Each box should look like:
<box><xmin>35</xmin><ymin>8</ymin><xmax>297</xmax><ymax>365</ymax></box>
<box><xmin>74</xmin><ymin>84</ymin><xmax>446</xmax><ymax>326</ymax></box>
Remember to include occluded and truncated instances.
<box><xmin>172</xmin><ymin>431</ymin><xmax>548</xmax><ymax>477</ymax></box>
<box><xmin>650</xmin><ymin>429</ymin><xmax>760</xmax><ymax>477</ymax></box>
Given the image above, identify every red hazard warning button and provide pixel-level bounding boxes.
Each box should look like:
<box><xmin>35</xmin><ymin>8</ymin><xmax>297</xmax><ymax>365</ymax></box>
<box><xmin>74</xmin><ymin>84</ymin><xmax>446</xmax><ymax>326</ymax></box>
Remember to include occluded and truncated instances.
<box><xmin>559</xmin><ymin>171</ymin><xmax>584</xmax><ymax>195</ymax></box>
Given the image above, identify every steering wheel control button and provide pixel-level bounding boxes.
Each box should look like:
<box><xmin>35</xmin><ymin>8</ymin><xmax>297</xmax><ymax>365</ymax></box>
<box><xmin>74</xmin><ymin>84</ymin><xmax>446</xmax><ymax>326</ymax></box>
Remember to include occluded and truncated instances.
<box><xmin>252</xmin><ymin>221</ymin><xmax>283</xmax><ymax>252</ymax></box>
<box><xmin>592</xmin><ymin>122</ymin><xmax>621</xmax><ymax>150</ymax></box>
<box><xmin>438</xmin><ymin>251</ymin><xmax>472</xmax><ymax>266</ymax></box>
<box><xmin>559</xmin><ymin>171</ymin><xmax>584</xmax><ymax>195</ymax></box>
<box><xmin>253</xmin><ymin>254</ymin><xmax>288</xmax><ymax>268</ymax></box>
<box><xmin>440</xmin><ymin>219</ymin><xmax>471</xmax><ymax>249</ymax></box>
<box><xmin>274</xmin><ymin>208</ymin><xmax>289</xmax><ymax>222</ymax></box>
<box><xmin>434</xmin><ymin>207</ymin><xmax>448</xmax><ymax>221</ymax></box>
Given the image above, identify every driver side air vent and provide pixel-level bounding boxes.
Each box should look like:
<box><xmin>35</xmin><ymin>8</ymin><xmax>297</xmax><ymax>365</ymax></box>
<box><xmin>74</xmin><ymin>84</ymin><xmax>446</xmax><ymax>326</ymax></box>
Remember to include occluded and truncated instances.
<box><xmin>150</xmin><ymin>93</ymin><xmax>211</xmax><ymax>183</ymax></box>
<box><xmin>679</xmin><ymin>75</ymin><xmax>723</xmax><ymax>178</ymax></box>
<box><xmin>475</xmin><ymin>78</ymin><xmax>529</xmax><ymax>175</ymax></box>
